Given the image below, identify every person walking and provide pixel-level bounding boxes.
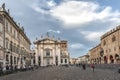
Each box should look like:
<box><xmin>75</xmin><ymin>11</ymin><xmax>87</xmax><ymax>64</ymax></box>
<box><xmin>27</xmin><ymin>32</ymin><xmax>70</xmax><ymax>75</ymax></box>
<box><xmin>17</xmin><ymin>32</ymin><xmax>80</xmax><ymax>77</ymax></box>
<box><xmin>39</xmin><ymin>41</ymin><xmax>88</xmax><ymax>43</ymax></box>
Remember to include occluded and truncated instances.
<box><xmin>82</xmin><ymin>64</ymin><xmax>86</xmax><ymax>70</ymax></box>
<box><xmin>91</xmin><ymin>64</ymin><xmax>95</xmax><ymax>72</ymax></box>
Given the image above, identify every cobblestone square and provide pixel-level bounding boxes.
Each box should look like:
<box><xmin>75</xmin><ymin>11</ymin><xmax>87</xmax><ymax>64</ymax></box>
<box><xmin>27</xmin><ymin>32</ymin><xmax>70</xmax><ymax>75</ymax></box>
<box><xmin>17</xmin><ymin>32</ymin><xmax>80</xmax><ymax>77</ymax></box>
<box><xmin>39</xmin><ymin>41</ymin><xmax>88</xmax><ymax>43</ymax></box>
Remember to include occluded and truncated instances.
<box><xmin>0</xmin><ymin>66</ymin><xmax>120</xmax><ymax>80</ymax></box>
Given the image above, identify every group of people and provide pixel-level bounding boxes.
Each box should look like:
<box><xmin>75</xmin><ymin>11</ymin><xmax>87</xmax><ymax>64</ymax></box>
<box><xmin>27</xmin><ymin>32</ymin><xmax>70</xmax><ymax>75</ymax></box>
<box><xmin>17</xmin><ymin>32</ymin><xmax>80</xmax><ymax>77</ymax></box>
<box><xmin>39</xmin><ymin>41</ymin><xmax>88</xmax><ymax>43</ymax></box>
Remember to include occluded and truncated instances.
<box><xmin>79</xmin><ymin>63</ymin><xmax>95</xmax><ymax>72</ymax></box>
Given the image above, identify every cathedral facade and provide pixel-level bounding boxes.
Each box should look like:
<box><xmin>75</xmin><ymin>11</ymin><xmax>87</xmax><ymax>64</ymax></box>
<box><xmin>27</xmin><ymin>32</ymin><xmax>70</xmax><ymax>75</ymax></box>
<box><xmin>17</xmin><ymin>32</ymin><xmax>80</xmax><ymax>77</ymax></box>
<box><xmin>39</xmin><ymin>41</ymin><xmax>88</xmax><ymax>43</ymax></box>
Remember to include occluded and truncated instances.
<box><xmin>34</xmin><ymin>34</ymin><xmax>70</xmax><ymax>66</ymax></box>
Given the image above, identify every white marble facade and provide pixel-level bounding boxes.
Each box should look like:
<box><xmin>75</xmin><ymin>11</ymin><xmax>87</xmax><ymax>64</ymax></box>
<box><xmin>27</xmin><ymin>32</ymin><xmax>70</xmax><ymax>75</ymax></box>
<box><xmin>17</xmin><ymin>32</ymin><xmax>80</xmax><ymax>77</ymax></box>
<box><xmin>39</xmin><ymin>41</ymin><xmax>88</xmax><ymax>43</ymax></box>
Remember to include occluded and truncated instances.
<box><xmin>34</xmin><ymin>34</ymin><xmax>70</xmax><ymax>66</ymax></box>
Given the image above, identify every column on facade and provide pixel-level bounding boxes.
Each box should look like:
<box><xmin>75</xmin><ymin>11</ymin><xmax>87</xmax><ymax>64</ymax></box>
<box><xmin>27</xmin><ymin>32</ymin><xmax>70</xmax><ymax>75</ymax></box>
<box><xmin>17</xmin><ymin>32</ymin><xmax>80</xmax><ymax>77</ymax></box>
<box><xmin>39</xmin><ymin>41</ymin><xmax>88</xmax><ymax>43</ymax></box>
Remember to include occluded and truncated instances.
<box><xmin>41</xmin><ymin>46</ymin><xmax>44</xmax><ymax>66</ymax></box>
<box><xmin>17</xmin><ymin>56</ymin><xmax>20</xmax><ymax>69</ymax></box>
<box><xmin>53</xmin><ymin>48</ymin><xmax>56</xmax><ymax>65</ymax></box>
<box><xmin>56</xmin><ymin>47</ymin><xmax>61</xmax><ymax>65</ymax></box>
<box><xmin>35</xmin><ymin>45</ymin><xmax>38</xmax><ymax>66</ymax></box>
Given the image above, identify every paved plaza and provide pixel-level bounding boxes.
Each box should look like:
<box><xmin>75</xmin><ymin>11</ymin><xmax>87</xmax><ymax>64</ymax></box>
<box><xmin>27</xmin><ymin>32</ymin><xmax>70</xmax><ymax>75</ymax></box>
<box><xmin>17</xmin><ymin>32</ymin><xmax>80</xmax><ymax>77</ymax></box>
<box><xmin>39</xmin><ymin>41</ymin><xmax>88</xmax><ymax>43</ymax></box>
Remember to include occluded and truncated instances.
<box><xmin>0</xmin><ymin>66</ymin><xmax>120</xmax><ymax>80</ymax></box>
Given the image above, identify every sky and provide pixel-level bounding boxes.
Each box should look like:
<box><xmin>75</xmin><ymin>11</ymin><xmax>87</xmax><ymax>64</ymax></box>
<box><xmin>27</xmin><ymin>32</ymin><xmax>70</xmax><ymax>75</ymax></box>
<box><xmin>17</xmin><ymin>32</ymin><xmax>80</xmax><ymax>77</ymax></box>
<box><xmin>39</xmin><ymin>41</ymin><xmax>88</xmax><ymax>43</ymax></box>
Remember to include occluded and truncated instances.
<box><xmin>0</xmin><ymin>0</ymin><xmax>120</xmax><ymax>58</ymax></box>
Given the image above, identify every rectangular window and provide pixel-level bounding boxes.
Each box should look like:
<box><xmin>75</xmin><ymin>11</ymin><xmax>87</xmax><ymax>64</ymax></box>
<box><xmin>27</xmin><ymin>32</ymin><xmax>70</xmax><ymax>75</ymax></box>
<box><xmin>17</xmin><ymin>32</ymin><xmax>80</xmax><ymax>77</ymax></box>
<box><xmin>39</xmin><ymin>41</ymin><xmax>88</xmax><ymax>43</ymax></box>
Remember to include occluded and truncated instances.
<box><xmin>17</xmin><ymin>46</ymin><xmax>19</xmax><ymax>53</ymax></box>
<box><xmin>65</xmin><ymin>59</ymin><xmax>67</xmax><ymax>63</ymax></box>
<box><xmin>61</xmin><ymin>59</ymin><xmax>63</xmax><ymax>63</ymax></box>
<box><xmin>6</xmin><ymin>21</ymin><xmax>8</xmax><ymax>32</ymax></box>
<box><xmin>38</xmin><ymin>56</ymin><xmax>41</xmax><ymax>61</ymax></box>
<box><xmin>0</xmin><ymin>14</ymin><xmax>3</xmax><ymax>23</ymax></box>
<box><xmin>6</xmin><ymin>55</ymin><xmax>9</xmax><ymax>62</ymax></box>
<box><xmin>46</xmin><ymin>49</ymin><xmax>50</xmax><ymax>56</ymax></box>
<box><xmin>56</xmin><ymin>56</ymin><xmax>58</xmax><ymax>61</ymax></box>
<box><xmin>10</xmin><ymin>27</ymin><xmax>12</xmax><ymax>34</ymax></box>
<box><xmin>114</xmin><ymin>47</ymin><xmax>116</xmax><ymax>51</ymax></box>
<box><xmin>6</xmin><ymin>39</ymin><xmax>8</xmax><ymax>49</ymax></box>
<box><xmin>14</xmin><ymin>57</ymin><xmax>16</xmax><ymax>64</ymax></box>
<box><xmin>14</xmin><ymin>30</ymin><xmax>16</xmax><ymax>38</ymax></box>
<box><xmin>0</xmin><ymin>25</ymin><xmax>3</xmax><ymax>33</ymax></box>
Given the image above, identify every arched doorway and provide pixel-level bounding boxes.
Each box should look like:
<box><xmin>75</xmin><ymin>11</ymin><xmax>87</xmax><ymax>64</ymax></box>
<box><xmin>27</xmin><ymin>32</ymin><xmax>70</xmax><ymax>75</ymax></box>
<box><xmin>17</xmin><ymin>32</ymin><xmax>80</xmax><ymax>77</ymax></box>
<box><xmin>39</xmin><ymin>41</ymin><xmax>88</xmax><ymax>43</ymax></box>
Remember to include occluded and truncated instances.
<box><xmin>115</xmin><ymin>54</ymin><xmax>119</xmax><ymax>63</ymax></box>
<box><xmin>104</xmin><ymin>56</ymin><xmax>108</xmax><ymax>63</ymax></box>
<box><xmin>96</xmin><ymin>58</ymin><xmax>99</xmax><ymax>64</ymax></box>
<box><xmin>99</xmin><ymin>57</ymin><xmax>101</xmax><ymax>64</ymax></box>
<box><xmin>110</xmin><ymin>55</ymin><xmax>114</xmax><ymax>63</ymax></box>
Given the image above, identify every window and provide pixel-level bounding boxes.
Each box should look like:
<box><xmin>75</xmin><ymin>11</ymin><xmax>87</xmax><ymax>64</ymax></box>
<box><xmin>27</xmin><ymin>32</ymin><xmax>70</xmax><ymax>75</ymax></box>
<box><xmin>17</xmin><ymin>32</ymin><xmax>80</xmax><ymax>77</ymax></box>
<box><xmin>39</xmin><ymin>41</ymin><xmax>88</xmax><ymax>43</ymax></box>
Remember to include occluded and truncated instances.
<box><xmin>14</xmin><ymin>57</ymin><xmax>16</xmax><ymax>64</ymax></box>
<box><xmin>0</xmin><ymin>25</ymin><xmax>3</xmax><ymax>33</ymax></box>
<box><xmin>106</xmin><ymin>50</ymin><xmax>107</xmax><ymax>53</ymax></box>
<box><xmin>38</xmin><ymin>56</ymin><xmax>41</xmax><ymax>61</ymax></box>
<box><xmin>9</xmin><ymin>41</ymin><xmax>12</xmax><ymax>50</ymax></box>
<box><xmin>10</xmin><ymin>27</ymin><xmax>12</xmax><ymax>34</ymax></box>
<box><xmin>33</xmin><ymin>59</ymin><xmax>35</xmax><ymax>64</ymax></box>
<box><xmin>109</xmin><ymin>49</ymin><xmax>111</xmax><ymax>52</ymax></box>
<box><xmin>112</xmin><ymin>35</ymin><xmax>116</xmax><ymax>42</ymax></box>
<box><xmin>46</xmin><ymin>49</ymin><xmax>50</xmax><ymax>56</ymax></box>
<box><xmin>5</xmin><ymin>39</ymin><xmax>9</xmax><ymax>49</ymax></box>
<box><xmin>14</xmin><ymin>30</ymin><xmax>16</xmax><ymax>38</ymax></box>
<box><xmin>17</xmin><ymin>45</ymin><xmax>19</xmax><ymax>53</ymax></box>
<box><xmin>61</xmin><ymin>59</ymin><xmax>63</xmax><ymax>63</ymax></box>
<box><xmin>103</xmin><ymin>40</ymin><xmax>106</xmax><ymax>46</ymax></box>
<box><xmin>60</xmin><ymin>50</ymin><xmax>63</xmax><ymax>55</ymax></box>
<box><xmin>17</xmin><ymin>32</ymin><xmax>19</xmax><ymax>39</ymax></box>
<box><xmin>114</xmin><ymin>47</ymin><xmax>116</xmax><ymax>51</ymax></box>
<box><xmin>17</xmin><ymin>58</ymin><xmax>19</xmax><ymax>63</ymax></box>
<box><xmin>56</xmin><ymin>56</ymin><xmax>58</xmax><ymax>61</ymax></box>
<box><xmin>13</xmin><ymin>43</ymin><xmax>16</xmax><ymax>52</ymax></box>
<box><xmin>6</xmin><ymin>55</ymin><xmax>9</xmax><ymax>62</ymax></box>
<box><xmin>6</xmin><ymin>21</ymin><xmax>8</xmax><ymax>32</ymax></box>
<box><xmin>65</xmin><ymin>59</ymin><xmax>67</xmax><ymax>63</ymax></box>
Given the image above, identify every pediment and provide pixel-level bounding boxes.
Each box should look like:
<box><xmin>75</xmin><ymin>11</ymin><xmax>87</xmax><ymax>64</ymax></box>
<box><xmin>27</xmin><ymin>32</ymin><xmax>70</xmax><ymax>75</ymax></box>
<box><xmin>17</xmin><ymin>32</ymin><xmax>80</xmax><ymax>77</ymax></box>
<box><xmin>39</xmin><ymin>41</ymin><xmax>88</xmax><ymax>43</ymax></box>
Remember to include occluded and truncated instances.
<box><xmin>40</xmin><ymin>38</ymin><xmax>56</xmax><ymax>44</ymax></box>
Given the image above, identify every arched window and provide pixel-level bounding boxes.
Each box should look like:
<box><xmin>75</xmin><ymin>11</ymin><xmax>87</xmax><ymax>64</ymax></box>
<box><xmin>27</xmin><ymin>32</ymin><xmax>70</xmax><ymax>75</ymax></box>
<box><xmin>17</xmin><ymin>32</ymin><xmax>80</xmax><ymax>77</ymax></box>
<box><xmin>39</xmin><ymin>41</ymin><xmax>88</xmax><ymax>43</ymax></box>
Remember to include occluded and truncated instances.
<box><xmin>103</xmin><ymin>40</ymin><xmax>106</xmax><ymax>46</ymax></box>
<box><xmin>112</xmin><ymin>35</ymin><xmax>116</xmax><ymax>42</ymax></box>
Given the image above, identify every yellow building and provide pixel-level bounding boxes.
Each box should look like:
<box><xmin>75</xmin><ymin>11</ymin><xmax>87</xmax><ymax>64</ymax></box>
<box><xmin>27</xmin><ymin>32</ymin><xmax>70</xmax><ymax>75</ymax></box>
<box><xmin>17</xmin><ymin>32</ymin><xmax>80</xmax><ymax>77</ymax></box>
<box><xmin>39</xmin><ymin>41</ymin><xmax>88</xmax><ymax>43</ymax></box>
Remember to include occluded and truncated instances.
<box><xmin>0</xmin><ymin>4</ymin><xmax>31</xmax><ymax>71</ymax></box>
<box><xmin>77</xmin><ymin>55</ymin><xmax>90</xmax><ymax>64</ymax></box>
<box><xmin>89</xmin><ymin>25</ymin><xmax>120</xmax><ymax>64</ymax></box>
<box><xmin>89</xmin><ymin>44</ymin><xmax>101</xmax><ymax>64</ymax></box>
<box><xmin>101</xmin><ymin>26</ymin><xmax>120</xmax><ymax>64</ymax></box>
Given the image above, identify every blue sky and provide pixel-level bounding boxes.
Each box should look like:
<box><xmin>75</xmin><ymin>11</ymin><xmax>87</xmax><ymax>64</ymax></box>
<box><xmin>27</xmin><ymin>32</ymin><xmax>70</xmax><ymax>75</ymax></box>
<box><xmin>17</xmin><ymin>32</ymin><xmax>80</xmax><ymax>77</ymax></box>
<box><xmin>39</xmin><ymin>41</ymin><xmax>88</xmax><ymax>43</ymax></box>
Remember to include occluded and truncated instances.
<box><xmin>0</xmin><ymin>0</ymin><xmax>120</xmax><ymax>58</ymax></box>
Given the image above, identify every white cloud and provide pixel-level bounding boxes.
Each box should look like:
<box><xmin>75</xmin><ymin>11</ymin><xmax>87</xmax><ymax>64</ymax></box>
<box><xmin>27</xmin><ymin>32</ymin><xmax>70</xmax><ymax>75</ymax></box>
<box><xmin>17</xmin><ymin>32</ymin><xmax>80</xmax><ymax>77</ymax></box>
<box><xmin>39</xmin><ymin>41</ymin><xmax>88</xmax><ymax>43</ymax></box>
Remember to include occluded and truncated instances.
<box><xmin>70</xmin><ymin>43</ymin><xmax>84</xmax><ymax>49</ymax></box>
<box><xmin>30</xmin><ymin>0</ymin><xmax>56</xmax><ymax>14</ymax></box>
<box><xmin>47</xmin><ymin>0</ymin><xmax>56</xmax><ymax>7</ymax></box>
<box><xmin>81</xmin><ymin>31</ymin><xmax>104</xmax><ymax>41</ymax></box>
<box><xmin>48</xmin><ymin>29</ymin><xmax>61</xmax><ymax>34</ymax></box>
<box><xmin>33</xmin><ymin>6</ymin><xmax>48</xmax><ymax>14</ymax></box>
<box><xmin>50</xmin><ymin>1</ymin><xmax>120</xmax><ymax>26</ymax></box>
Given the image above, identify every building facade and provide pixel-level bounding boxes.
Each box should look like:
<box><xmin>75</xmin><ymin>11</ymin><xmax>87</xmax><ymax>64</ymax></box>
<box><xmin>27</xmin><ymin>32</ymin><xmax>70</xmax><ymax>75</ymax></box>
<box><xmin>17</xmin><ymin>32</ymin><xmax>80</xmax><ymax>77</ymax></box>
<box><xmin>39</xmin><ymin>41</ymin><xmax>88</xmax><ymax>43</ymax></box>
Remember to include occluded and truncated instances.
<box><xmin>0</xmin><ymin>4</ymin><xmax>31</xmax><ymax>71</ymax></box>
<box><xmin>77</xmin><ymin>55</ymin><xmax>89</xmax><ymax>64</ymax></box>
<box><xmin>34</xmin><ymin>34</ymin><xmax>70</xmax><ymax>66</ymax></box>
<box><xmin>100</xmin><ymin>26</ymin><xmax>120</xmax><ymax>64</ymax></box>
<box><xmin>89</xmin><ymin>25</ymin><xmax>120</xmax><ymax>64</ymax></box>
<box><xmin>89</xmin><ymin>44</ymin><xmax>101</xmax><ymax>64</ymax></box>
<box><xmin>69</xmin><ymin>58</ymin><xmax>78</xmax><ymax>65</ymax></box>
